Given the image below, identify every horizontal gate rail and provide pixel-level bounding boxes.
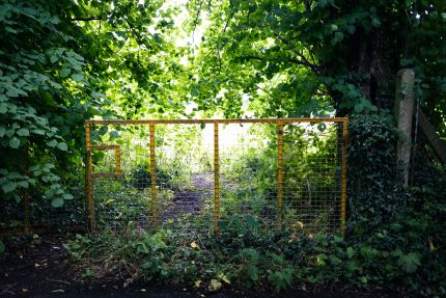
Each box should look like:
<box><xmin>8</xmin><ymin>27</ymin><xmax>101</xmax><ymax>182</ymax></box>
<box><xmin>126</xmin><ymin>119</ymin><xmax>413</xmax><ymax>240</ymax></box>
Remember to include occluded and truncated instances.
<box><xmin>86</xmin><ymin>117</ymin><xmax>347</xmax><ymax>125</ymax></box>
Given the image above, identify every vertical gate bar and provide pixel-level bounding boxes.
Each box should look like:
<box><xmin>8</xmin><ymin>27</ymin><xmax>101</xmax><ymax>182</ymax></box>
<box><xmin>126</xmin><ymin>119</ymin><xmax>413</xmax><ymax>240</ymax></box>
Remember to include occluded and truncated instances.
<box><xmin>340</xmin><ymin>118</ymin><xmax>349</xmax><ymax>235</ymax></box>
<box><xmin>213</xmin><ymin>122</ymin><xmax>221</xmax><ymax>235</ymax></box>
<box><xmin>276</xmin><ymin>122</ymin><xmax>285</xmax><ymax>225</ymax></box>
<box><xmin>85</xmin><ymin>122</ymin><xmax>96</xmax><ymax>231</ymax></box>
<box><xmin>114</xmin><ymin>145</ymin><xmax>122</xmax><ymax>176</ymax></box>
<box><xmin>149</xmin><ymin>124</ymin><xmax>158</xmax><ymax>227</ymax></box>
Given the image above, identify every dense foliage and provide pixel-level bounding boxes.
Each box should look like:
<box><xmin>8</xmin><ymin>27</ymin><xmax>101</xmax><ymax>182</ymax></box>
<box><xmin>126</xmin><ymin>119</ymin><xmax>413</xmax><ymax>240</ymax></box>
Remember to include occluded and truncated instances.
<box><xmin>0</xmin><ymin>0</ymin><xmax>87</xmax><ymax>208</ymax></box>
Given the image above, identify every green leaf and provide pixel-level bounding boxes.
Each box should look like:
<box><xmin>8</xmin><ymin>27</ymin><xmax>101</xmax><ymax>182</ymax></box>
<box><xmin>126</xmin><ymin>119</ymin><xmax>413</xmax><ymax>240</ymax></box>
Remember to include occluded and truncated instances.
<box><xmin>50</xmin><ymin>16</ymin><xmax>60</xmax><ymax>24</ymax></box>
<box><xmin>110</xmin><ymin>131</ymin><xmax>120</xmax><ymax>138</ymax></box>
<box><xmin>0</xmin><ymin>103</ymin><xmax>7</xmax><ymax>114</ymax></box>
<box><xmin>6</xmin><ymin>86</ymin><xmax>26</xmax><ymax>97</ymax></box>
<box><xmin>51</xmin><ymin>197</ymin><xmax>64</xmax><ymax>208</ymax></box>
<box><xmin>208</xmin><ymin>279</ymin><xmax>222</xmax><ymax>292</ymax></box>
<box><xmin>57</xmin><ymin>142</ymin><xmax>68</xmax><ymax>151</ymax></box>
<box><xmin>0</xmin><ymin>240</ymin><xmax>5</xmax><ymax>255</ymax></box>
<box><xmin>60</xmin><ymin>67</ymin><xmax>71</xmax><ymax>78</ymax></box>
<box><xmin>316</xmin><ymin>254</ymin><xmax>327</xmax><ymax>266</ymax></box>
<box><xmin>346</xmin><ymin>247</ymin><xmax>354</xmax><ymax>258</ymax></box>
<box><xmin>2</xmin><ymin>182</ymin><xmax>16</xmax><ymax>193</ymax></box>
<box><xmin>329</xmin><ymin>255</ymin><xmax>342</xmax><ymax>265</ymax></box>
<box><xmin>398</xmin><ymin>253</ymin><xmax>421</xmax><ymax>273</ymax></box>
<box><xmin>50</xmin><ymin>54</ymin><xmax>59</xmax><ymax>64</ymax></box>
<box><xmin>332</xmin><ymin>31</ymin><xmax>344</xmax><ymax>45</ymax></box>
<box><xmin>71</xmin><ymin>73</ymin><xmax>84</xmax><ymax>82</ymax></box>
<box><xmin>31</xmin><ymin>129</ymin><xmax>46</xmax><ymax>135</ymax></box>
<box><xmin>47</xmin><ymin>139</ymin><xmax>58</xmax><ymax>148</ymax></box>
<box><xmin>63</xmin><ymin>193</ymin><xmax>74</xmax><ymax>200</ymax></box>
<box><xmin>0</xmin><ymin>126</ymin><xmax>5</xmax><ymax>137</ymax></box>
<box><xmin>247</xmin><ymin>265</ymin><xmax>259</xmax><ymax>282</ymax></box>
<box><xmin>371</xmin><ymin>17</ymin><xmax>381</xmax><ymax>27</ymax></box>
<box><xmin>9</xmin><ymin>137</ymin><xmax>20</xmax><ymax>149</ymax></box>
<box><xmin>16</xmin><ymin>128</ymin><xmax>30</xmax><ymax>137</ymax></box>
<box><xmin>17</xmin><ymin>181</ymin><xmax>29</xmax><ymax>188</ymax></box>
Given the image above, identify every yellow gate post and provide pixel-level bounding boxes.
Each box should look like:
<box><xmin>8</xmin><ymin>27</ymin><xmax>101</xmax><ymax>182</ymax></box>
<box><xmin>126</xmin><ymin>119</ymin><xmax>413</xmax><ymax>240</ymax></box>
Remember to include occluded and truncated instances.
<box><xmin>114</xmin><ymin>145</ymin><xmax>122</xmax><ymax>176</ymax></box>
<box><xmin>340</xmin><ymin>118</ymin><xmax>349</xmax><ymax>235</ymax></box>
<box><xmin>149</xmin><ymin>124</ymin><xmax>158</xmax><ymax>227</ymax></box>
<box><xmin>85</xmin><ymin>122</ymin><xmax>96</xmax><ymax>231</ymax></box>
<box><xmin>213</xmin><ymin>122</ymin><xmax>221</xmax><ymax>235</ymax></box>
<box><xmin>276</xmin><ymin>121</ymin><xmax>285</xmax><ymax>226</ymax></box>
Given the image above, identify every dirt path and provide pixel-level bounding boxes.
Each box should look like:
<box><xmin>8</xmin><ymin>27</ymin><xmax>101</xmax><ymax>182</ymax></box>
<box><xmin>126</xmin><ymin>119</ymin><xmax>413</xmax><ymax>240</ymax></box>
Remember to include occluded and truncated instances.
<box><xmin>162</xmin><ymin>173</ymin><xmax>213</xmax><ymax>221</ymax></box>
<box><xmin>0</xmin><ymin>234</ymin><xmax>212</xmax><ymax>298</ymax></box>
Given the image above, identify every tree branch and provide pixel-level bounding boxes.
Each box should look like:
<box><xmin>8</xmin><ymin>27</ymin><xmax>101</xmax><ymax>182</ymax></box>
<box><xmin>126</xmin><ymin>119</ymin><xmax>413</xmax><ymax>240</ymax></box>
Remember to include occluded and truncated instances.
<box><xmin>192</xmin><ymin>0</ymin><xmax>204</xmax><ymax>47</ymax></box>
<box><xmin>216</xmin><ymin>9</ymin><xmax>234</xmax><ymax>72</ymax></box>
<box><xmin>237</xmin><ymin>54</ymin><xmax>320</xmax><ymax>73</ymax></box>
<box><xmin>70</xmin><ymin>16</ymin><xmax>106</xmax><ymax>22</ymax></box>
<box><xmin>271</xmin><ymin>31</ymin><xmax>320</xmax><ymax>73</ymax></box>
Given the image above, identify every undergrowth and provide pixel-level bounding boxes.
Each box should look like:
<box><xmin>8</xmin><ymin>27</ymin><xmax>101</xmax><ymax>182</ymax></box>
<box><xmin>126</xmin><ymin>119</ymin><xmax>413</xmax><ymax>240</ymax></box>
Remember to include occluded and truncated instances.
<box><xmin>65</xmin><ymin>194</ymin><xmax>445</xmax><ymax>296</ymax></box>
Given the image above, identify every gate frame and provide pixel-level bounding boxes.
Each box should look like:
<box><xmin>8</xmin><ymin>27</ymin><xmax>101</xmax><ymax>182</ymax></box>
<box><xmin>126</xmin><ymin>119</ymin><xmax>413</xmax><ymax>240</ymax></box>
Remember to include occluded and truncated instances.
<box><xmin>84</xmin><ymin>117</ymin><xmax>349</xmax><ymax>234</ymax></box>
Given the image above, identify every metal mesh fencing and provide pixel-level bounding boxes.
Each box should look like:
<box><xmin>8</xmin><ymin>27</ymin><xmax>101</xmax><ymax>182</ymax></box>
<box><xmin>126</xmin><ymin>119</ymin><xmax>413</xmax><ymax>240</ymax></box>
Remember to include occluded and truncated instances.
<box><xmin>85</xmin><ymin>118</ymin><xmax>348</xmax><ymax>235</ymax></box>
<box><xmin>0</xmin><ymin>190</ymin><xmax>86</xmax><ymax>235</ymax></box>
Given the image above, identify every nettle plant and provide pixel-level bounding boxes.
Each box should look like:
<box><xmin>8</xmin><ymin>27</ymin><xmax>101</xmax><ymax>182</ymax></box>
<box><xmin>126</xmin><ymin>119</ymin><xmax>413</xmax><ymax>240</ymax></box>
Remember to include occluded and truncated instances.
<box><xmin>0</xmin><ymin>1</ymin><xmax>90</xmax><ymax>208</ymax></box>
<box><xmin>0</xmin><ymin>116</ymin><xmax>74</xmax><ymax>206</ymax></box>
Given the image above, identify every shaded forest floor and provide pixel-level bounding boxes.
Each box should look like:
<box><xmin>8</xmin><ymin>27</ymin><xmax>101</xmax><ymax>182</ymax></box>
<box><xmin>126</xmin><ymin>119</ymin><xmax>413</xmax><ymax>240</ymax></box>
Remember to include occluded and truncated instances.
<box><xmin>0</xmin><ymin>234</ymin><xmax>400</xmax><ymax>298</ymax></box>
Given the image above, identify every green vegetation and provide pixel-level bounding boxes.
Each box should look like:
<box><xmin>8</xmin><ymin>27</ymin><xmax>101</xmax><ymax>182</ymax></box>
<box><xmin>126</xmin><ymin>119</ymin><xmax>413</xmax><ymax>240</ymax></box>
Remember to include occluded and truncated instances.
<box><xmin>1</xmin><ymin>0</ymin><xmax>446</xmax><ymax>296</ymax></box>
<box><xmin>67</xmin><ymin>116</ymin><xmax>446</xmax><ymax>296</ymax></box>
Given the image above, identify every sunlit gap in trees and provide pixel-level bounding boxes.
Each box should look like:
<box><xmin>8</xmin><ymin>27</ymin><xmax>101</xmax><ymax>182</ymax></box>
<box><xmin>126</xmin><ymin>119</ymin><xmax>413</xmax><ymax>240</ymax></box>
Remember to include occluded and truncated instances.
<box><xmin>161</xmin><ymin>0</ymin><xmax>210</xmax><ymax>50</ymax></box>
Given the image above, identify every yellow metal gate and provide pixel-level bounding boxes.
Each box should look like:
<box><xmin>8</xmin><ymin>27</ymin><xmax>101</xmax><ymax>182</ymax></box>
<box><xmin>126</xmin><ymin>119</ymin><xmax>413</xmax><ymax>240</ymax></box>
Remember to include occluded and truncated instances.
<box><xmin>84</xmin><ymin>118</ymin><xmax>348</xmax><ymax>234</ymax></box>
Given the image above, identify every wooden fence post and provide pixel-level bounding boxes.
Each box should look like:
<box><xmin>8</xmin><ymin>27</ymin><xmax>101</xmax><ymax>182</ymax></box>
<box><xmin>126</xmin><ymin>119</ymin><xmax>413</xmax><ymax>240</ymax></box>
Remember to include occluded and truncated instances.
<box><xmin>395</xmin><ymin>68</ymin><xmax>415</xmax><ymax>186</ymax></box>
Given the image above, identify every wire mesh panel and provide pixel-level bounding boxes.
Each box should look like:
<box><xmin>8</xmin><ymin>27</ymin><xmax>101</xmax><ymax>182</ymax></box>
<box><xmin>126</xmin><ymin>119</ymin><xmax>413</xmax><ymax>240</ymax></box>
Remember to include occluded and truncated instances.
<box><xmin>282</xmin><ymin>122</ymin><xmax>345</xmax><ymax>233</ymax></box>
<box><xmin>87</xmin><ymin>123</ymin><xmax>215</xmax><ymax>233</ymax></box>
<box><xmin>156</xmin><ymin>124</ymin><xmax>214</xmax><ymax>234</ymax></box>
<box><xmin>0</xmin><ymin>188</ymin><xmax>85</xmax><ymax>235</ymax></box>
<box><xmin>85</xmin><ymin>118</ymin><xmax>348</xmax><ymax>235</ymax></box>
<box><xmin>219</xmin><ymin>123</ymin><xmax>278</xmax><ymax>227</ymax></box>
<box><xmin>89</xmin><ymin>124</ymin><xmax>150</xmax><ymax>231</ymax></box>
